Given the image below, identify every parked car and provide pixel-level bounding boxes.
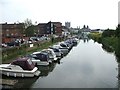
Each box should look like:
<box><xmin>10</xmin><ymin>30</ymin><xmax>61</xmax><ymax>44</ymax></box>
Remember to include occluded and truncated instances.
<box><xmin>6</xmin><ymin>42</ymin><xmax>16</xmax><ymax>47</ymax></box>
<box><xmin>28</xmin><ymin>52</ymin><xmax>52</xmax><ymax>66</ymax></box>
<box><xmin>2</xmin><ymin>43</ymin><xmax>7</xmax><ymax>48</ymax></box>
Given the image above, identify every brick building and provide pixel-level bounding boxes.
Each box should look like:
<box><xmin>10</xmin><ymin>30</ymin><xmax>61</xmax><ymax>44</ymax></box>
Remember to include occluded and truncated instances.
<box><xmin>1</xmin><ymin>21</ymin><xmax>62</xmax><ymax>43</ymax></box>
<box><xmin>51</xmin><ymin>22</ymin><xmax>62</xmax><ymax>35</ymax></box>
<box><xmin>35</xmin><ymin>21</ymin><xmax>62</xmax><ymax>36</ymax></box>
<box><xmin>35</xmin><ymin>23</ymin><xmax>46</xmax><ymax>37</ymax></box>
<box><xmin>1</xmin><ymin>23</ymin><xmax>25</xmax><ymax>43</ymax></box>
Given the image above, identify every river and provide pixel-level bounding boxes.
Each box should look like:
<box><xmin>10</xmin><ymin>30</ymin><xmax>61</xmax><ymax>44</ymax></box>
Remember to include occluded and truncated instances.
<box><xmin>0</xmin><ymin>39</ymin><xmax>119</xmax><ymax>89</ymax></box>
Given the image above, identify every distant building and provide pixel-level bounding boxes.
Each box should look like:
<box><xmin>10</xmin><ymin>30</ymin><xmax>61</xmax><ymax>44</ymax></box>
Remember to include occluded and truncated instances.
<box><xmin>65</xmin><ymin>22</ymin><xmax>71</xmax><ymax>28</ymax></box>
<box><xmin>1</xmin><ymin>23</ymin><xmax>25</xmax><ymax>43</ymax></box>
<box><xmin>35</xmin><ymin>21</ymin><xmax>62</xmax><ymax>36</ymax></box>
<box><xmin>35</xmin><ymin>23</ymin><xmax>47</xmax><ymax>36</ymax></box>
<box><xmin>62</xmin><ymin>26</ymin><xmax>70</xmax><ymax>36</ymax></box>
<box><xmin>1</xmin><ymin>21</ymin><xmax>62</xmax><ymax>43</ymax></box>
<box><xmin>69</xmin><ymin>27</ymin><xmax>80</xmax><ymax>34</ymax></box>
<box><xmin>51</xmin><ymin>22</ymin><xmax>62</xmax><ymax>35</ymax></box>
<box><xmin>80</xmin><ymin>25</ymin><xmax>91</xmax><ymax>34</ymax></box>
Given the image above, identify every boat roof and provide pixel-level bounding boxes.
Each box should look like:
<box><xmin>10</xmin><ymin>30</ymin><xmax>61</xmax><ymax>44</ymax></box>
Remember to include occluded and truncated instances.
<box><xmin>11</xmin><ymin>57</ymin><xmax>35</xmax><ymax>70</ymax></box>
<box><xmin>33</xmin><ymin>51</ymin><xmax>41</xmax><ymax>55</ymax></box>
<box><xmin>33</xmin><ymin>51</ymin><xmax>48</xmax><ymax>55</ymax></box>
<box><xmin>15</xmin><ymin>57</ymin><xmax>30</xmax><ymax>61</ymax></box>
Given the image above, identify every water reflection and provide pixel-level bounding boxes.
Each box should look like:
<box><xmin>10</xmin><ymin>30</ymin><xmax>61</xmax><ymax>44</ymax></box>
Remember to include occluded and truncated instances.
<box><xmin>83</xmin><ymin>38</ymin><xmax>89</xmax><ymax>43</ymax></box>
<box><xmin>102</xmin><ymin>44</ymin><xmax>114</xmax><ymax>53</ymax></box>
<box><xmin>100</xmin><ymin>38</ymin><xmax>120</xmax><ymax>89</ymax></box>
<box><xmin>115</xmin><ymin>38</ymin><xmax>120</xmax><ymax>89</ymax></box>
<box><xmin>38</xmin><ymin>62</ymin><xmax>57</xmax><ymax>77</ymax></box>
<box><xmin>31</xmin><ymin>39</ymin><xmax>118</xmax><ymax>88</ymax></box>
<box><xmin>0</xmin><ymin>75</ymin><xmax>39</xmax><ymax>89</ymax></box>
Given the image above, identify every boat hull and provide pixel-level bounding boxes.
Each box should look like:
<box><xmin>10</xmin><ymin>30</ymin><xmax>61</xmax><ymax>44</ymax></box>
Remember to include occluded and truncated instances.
<box><xmin>0</xmin><ymin>65</ymin><xmax>40</xmax><ymax>77</ymax></box>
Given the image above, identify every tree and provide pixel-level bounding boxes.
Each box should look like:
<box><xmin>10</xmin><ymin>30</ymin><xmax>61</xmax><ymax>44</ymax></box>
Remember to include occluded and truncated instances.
<box><xmin>115</xmin><ymin>24</ymin><xmax>120</xmax><ymax>37</ymax></box>
<box><xmin>102</xmin><ymin>29</ymin><xmax>115</xmax><ymax>37</ymax></box>
<box><xmin>25</xmin><ymin>25</ymin><xmax>35</xmax><ymax>37</ymax></box>
<box><xmin>115</xmin><ymin>37</ymin><xmax>120</xmax><ymax>63</ymax></box>
<box><xmin>23</xmin><ymin>18</ymin><xmax>35</xmax><ymax>37</ymax></box>
<box><xmin>24</xmin><ymin>18</ymin><xmax>32</xmax><ymax>29</ymax></box>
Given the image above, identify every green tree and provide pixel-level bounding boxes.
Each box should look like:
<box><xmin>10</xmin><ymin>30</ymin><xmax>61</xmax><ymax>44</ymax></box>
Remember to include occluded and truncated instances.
<box><xmin>102</xmin><ymin>29</ymin><xmax>115</xmax><ymax>37</ymax></box>
<box><xmin>24</xmin><ymin>18</ymin><xmax>35</xmax><ymax>37</ymax></box>
<box><xmin>25</xmin><ymin>25</ymin><xmax>35</xmax><ymax>37</ymax></box>
<box><xmin>115</xmin><ymin>24</ymin><xmax>120</xmax><ymax>37</ymax></box>
<box><xmin>115</xmin><ymin>37</ymin><xmax>120</xmax><ymax>62</ymax></box>
<box><xmin>24</xmin><ymin>18</ymin><xmax>32</xmax><ymax>29</ymax></box>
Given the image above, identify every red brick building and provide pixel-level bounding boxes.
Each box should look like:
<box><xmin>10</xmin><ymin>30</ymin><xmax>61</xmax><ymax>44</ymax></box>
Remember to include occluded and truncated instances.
<box><xmin>35</xmin><ymin>23</ymin><xmax>46</xmax><ymax>36</ymax></box>
<box><xmin>1</xmin><ymin>21</ymin><xmax>62</xmax><ymax>43</ymax></box>
<box><xmin>1</xmin><ymin>23</ymin><xmax>25</xmax><ymax>43</ymax></box>
<box><xmin>35</xmin><ymin>21</ymin><xmax>62</xmax><ymax>36</ymax></box>
<box><xmin>52</xmin><ymin>22</ymin><xmax>62</xmax><ymax>35</ymax></box>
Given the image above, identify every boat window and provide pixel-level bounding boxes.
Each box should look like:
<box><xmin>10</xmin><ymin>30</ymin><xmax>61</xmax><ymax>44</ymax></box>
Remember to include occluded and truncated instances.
<box><xmin>48</xmin><ymin>51</ymin><xmax>52</xmax><ymax>55</ymax></box>
<box><xmin>36</xmin><ymin>54</ymin><xmax>48</xmax><ymax>61</ymax></box>
<box><xmin>3</xmin><ymin>67</ymin><xmax>12</xmax><ymax>69</ymax></box>
<box><xmin>53</xmin><ymin>48</ymin><xmax>59</xmax><ymax>52</ymax></box>
<box><xmin>32</xmin><ymin>55</ymin><xmax>37</xmax><ymax>58</ymax></box>
<box><xmin>60</xmin><ymin>44</ymin><xmax>66</xmax><ymax>47</ymax></box>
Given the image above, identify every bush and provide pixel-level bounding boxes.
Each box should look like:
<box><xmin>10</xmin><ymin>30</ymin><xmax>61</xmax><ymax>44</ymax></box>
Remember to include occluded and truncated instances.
<box><xmin>89</xmin><ymin>32</ymin><xmax>102</xmax><ymax>42</ymax></box>
<box><xmin>102</xmin><ymin>29</ymin><xmax>115</xmax><ymax>37</ymax></box>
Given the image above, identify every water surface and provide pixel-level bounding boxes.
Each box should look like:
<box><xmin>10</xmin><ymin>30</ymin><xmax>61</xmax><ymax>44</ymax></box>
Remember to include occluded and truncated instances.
<box><xmin>1</xmin><ymin>39</ymin><xmax>118</xmax><ymax>88</ymax></box>
<box><xmin>32</xmin><ymin>39</ymin><xmax>118</xmax><ymax>88</ymax></box>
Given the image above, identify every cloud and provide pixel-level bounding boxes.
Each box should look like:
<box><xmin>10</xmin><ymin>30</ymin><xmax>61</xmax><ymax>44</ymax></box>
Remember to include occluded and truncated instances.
<box><xmin>0</xmin><ymin>0</ymin><xmax>119</xmax><ymax>29</ymax></box>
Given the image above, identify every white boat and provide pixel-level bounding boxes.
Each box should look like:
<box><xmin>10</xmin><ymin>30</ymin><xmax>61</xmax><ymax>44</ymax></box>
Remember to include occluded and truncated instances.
<box><xmin>52</xmin><ymin>45</ymin><xmax>69</xmax><ymax>55</ymax></box>
<box><xmin>0</xmin><ymin>57</ymin><xmax>40</xmax><ymax>77</ymax></box>
<box><xmin>29</xmin><ymin>52</ymin><xmax>52</xmax><ymax>66</ymax></box>
<box><xmin>41</xmin><ymin>49</ymin><xmax>58</xmax><ymax>61</ymax></box>
<box><xmin>49</xmin><ymin>47</ymin><xmax>63</xmax><ymax>58</ymax></box>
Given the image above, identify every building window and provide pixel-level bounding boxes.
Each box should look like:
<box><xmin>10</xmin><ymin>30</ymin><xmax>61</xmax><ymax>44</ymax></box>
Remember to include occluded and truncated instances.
<box><xmin>6</xmin><ymin>29</ymin><xmax>9</xmax><ymax>31</ymax></box>
<box><xmin>51</xmin><ymin>23</ymin><xmax>53</xmax><ymax>27</ymax></box>
<box><xmin>6</xmin><ymin>34</ymin><xmax>9</xmax><ymax>36</ymax></box>
<box><xmin>47</xmin><ymin>31</ymin><xmax>49</xmax><ymax>33</ymax></box>
<box><xmin>11</xmin><ymin>33</ymin><xmax>14</xmax><ymax>36</ymax></box>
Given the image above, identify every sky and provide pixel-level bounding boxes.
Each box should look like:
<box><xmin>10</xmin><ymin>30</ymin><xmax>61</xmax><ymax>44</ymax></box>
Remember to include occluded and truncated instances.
<box><xmin>0</xmin><ymin>0</ymin><xmax>119</xmax><ymax>29</ymax></box>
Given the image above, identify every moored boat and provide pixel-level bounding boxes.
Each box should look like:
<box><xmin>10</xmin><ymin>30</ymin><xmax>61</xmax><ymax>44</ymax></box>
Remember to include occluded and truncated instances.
<box><xmin>29</xmin><ymin>52</ymin><xmax>52</xmax><ymax>66</ymax></box>
<box><xmin>0</xmin><ymin>57</ymin><xmax>40</xmax><ymax>77</ymax></box>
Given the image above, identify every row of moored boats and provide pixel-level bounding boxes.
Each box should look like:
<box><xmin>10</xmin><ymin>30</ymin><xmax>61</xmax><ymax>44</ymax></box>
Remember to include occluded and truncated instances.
<box><xmin>0</xmin><ymin>37</ymin><xmax>79</xmax><ymax>78</ymax></box>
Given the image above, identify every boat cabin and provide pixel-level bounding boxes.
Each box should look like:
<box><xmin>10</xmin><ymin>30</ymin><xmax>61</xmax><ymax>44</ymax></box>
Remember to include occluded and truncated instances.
<box><xmin>32</xmin><ymin>53</ymin><xmax>49</xmax><ymax>62</ymax></box>
<box><xmin>11</xmin><ymin>57</ymin><xmax>35</xmax><ymax>70</ymax></box>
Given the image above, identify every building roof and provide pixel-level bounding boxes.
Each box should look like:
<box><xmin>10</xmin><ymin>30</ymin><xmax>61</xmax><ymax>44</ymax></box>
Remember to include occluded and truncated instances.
<box><xmin>1</xmin><ymin>23</ymin><xmax>24</xmax><ymax>30</ymax></box>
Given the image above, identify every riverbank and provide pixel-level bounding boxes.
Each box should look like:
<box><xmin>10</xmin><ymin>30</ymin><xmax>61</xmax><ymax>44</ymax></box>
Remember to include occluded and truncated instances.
<box><xmin>89</xmin><ymin>32</ymin><xmax>116</xmax><ymax>50</ymax></box>
<box><xmin>89</xmin><ymin>32</ymin><xmax>120</xmax><ymax>62</ymax></box>
<box><xmin>2</xmin><ymin>37</ymin><xmax>63</xmax><ymax>63</ymax></box>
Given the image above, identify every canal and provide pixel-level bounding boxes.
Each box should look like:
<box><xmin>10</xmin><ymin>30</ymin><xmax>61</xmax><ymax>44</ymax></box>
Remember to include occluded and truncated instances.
<box><xmin>1</xmin><ymin>39</ymin><xmax>119</xmax><ymax>89</ymax></box>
